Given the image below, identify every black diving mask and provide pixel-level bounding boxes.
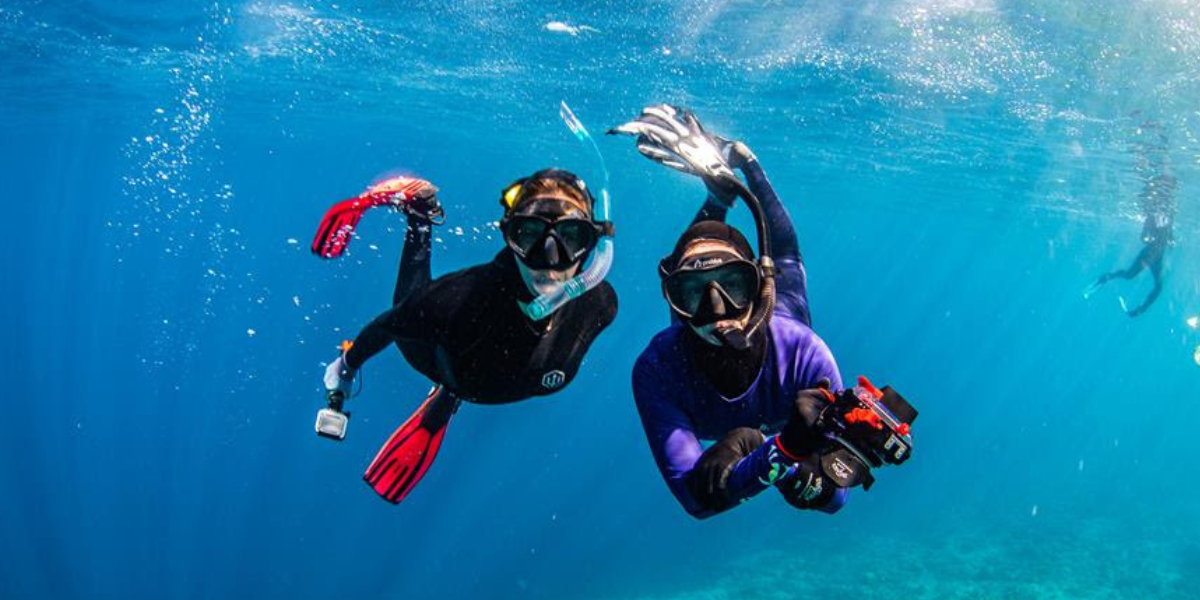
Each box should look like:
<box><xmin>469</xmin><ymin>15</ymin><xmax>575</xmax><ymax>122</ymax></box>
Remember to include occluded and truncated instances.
<box><xmin>661</xmin><ymin>254</ymin><xmax>760</xmax><ymax>322</ymax></box>
<box><xmin>503</xmin><ymin>214</ymin><xmax>604</xmax><ymax>270</ymax></box>
<box><xmin>498</xmin><ymin>169</ymin><xmax>613</xmax><ymax>271</ymax></box>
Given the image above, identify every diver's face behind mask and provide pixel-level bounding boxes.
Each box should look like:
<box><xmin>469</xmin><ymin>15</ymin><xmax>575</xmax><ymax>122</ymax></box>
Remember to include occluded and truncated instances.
<box><xmin>664</xmin><ymin>240</ymin><xmax>759</xmax><ymax>346</ymax></box>
<box><xmin>509</xmin><ymin>196</ymin><xmax>590</xmax><ymax>297</ymax></box>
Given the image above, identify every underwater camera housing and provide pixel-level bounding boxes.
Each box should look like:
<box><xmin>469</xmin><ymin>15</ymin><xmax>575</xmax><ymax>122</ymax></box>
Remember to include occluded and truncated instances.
<box><xmin>819</xmin><ymin>377</ymin><xmax>918</xmax><ymax>490</ymax></box>
<box><xmin>315</xmin><ymin>393</ymin><xmax>350</xmax><ymax>441</ymax></box>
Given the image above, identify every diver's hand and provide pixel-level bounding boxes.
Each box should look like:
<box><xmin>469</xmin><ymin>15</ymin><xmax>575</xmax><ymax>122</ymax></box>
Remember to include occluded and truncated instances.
<box><xmin>775</xmin><ymin>454</ymin><xmax>841</xmax><ymax>511</ymax></box>
<box><xmin>776</xmin><ymin>381</ymin><xmax>835</xmax><ymax>459</ymax></box>
<box><xmin>324</xmin><ymin>354</ymin><xmax>356</xmax><ymax>401</ymax></box>
<box><xmin>609</xmin><ymin>104</ymin><xmax>738</xmax><ymax>182</ymax></box>
<box><xmin>704</xmin><ymin>140</ymin><xmax>757</xmax><ymax>208</ymax></box>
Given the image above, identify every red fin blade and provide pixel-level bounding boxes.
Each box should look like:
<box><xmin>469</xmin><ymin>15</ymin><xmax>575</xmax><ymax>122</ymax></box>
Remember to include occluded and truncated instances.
<box><xmin>311</xmin><ymin>197</ymin><xmax>368</xmax><ymax>259</ymax></box>
<box><xmin>312</xmin><ymin>176</ymin><xmax>436</xmax><ymax>259</ymax></box>
<box><xmin>363</xmin><ymin>388</ymin><xmax>456</xmax><ymax>504</ymax></box>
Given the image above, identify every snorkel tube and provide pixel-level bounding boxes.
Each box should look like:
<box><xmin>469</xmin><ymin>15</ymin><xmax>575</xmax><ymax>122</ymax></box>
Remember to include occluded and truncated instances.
<box><xmin>519</xmin><ymin>102</ymin><xmax>615</xmax><ymax>321</ymax></box>
<box><xmin>712</xmin><ymin>177</ymin><xmax>775</xmax><ymax>350</ymax></box>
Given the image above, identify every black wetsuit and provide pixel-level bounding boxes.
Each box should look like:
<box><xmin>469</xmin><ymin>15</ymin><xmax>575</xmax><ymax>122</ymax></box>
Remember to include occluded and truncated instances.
<box><xmin>1093</xmin><ymin>171</ymin><xmax>1176</xmax><ymax>317</ymax></box>
<box><xmin>344</xmin><ymin>222</ymin><xmax>617</xmax><ymax>404</ymax></box>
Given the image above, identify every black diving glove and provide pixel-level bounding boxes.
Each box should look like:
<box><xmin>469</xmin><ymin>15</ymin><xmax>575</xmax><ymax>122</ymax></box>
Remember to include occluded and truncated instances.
<box><xmin>774</xmin><ymin>378</ymin><xmax>921</xmax><ymax>492</ymax></box>
<box><xmin>775</xmin><ymin>453</ymin><xmax>840</xmax><ymax>510</ymax></box>
<box><xmin>687</xmin><ymin>428</ymin><xmax>767</xmax><ymax>512</ymax></box>
<box><xmin>776</xmin><ymin>381</ymin><xmax>836</xmax><ymax>458</ymax></box>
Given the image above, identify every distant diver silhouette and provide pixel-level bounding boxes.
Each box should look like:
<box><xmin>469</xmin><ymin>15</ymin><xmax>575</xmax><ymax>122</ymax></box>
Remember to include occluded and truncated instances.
<box><xmin>1086</xmin><ymin>120</ymin><xmax>1176</xmax><ymax>318</ymax></box>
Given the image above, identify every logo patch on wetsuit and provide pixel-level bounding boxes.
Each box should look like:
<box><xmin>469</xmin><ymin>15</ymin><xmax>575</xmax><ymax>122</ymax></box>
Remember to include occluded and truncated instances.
<box><xmin>541</xmin><ymin>370</ymin><xmax>566</xmax><ymax>390</ymax></box>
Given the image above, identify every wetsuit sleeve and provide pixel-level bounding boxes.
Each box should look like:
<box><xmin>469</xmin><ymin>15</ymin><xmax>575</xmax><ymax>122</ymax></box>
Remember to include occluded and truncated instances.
<box><xmin>742</xmin><ymin>160</ymin><xmax>813</xmax><ymax>327</ymax></box>
<box><xmin>799</xmin><ymin>330</ymin><xmax>844</xmax><ymax>393</ymax></box>
<box><xmin>631</xmin><ymin>356</ymin><xmax>706</xmax><ymax>515</ymax></box>
<box><xmin>344</xmin><ymin>292</ymin><xmax>442</xmax><ymax>371</ymax></box>
<box><xmin>633</xmin><ymin>355</ymin><xmax>778</xmax><ymax>518</ymax></box>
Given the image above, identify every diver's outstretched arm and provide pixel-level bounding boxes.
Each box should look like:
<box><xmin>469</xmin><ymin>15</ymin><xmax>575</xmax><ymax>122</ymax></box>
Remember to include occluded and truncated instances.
<box><xmin>738</xmin><ymin>158</ymin><xmax>813</xmax><ymax>326</ymax></box>
<box><xmin>741</xmin><ymin>159</ymin><xmax>801</xmax><ymax>264</ymax></box>
<box><xmin>633</xmin><ymin>360</ymin><xmax>778</xmax><ymax>519</ymax></box>
<box><xmin>344</xmin><ymin>309</ymin><xmax>401</xmax><ymax>371</ymax></box>
<box><xmin>319</xmin><ymin>303</ymin><xmax>426</xmax><ymax>438</ymax></box>
<box><xmin>611</xmin><ymin>105</ymin><xmax>812</xmax><ymax>322</ymax></box>
<box><xmin>344</xmin><ymin>304</ymin><xmax>427</xmax><ymax>371</ymax></box>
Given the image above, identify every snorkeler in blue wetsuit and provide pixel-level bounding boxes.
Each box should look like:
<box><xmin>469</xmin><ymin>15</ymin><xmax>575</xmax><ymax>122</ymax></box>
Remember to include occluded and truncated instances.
<box><xmin>612</xmin><ymin>105</ymin><xmax>918</xmax><ymax>518</ymax></box>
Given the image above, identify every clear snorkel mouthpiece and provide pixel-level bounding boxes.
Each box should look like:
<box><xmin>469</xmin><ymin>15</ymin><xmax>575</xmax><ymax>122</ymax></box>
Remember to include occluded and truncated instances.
<box><xmin>519</xmin><ymin>102</ymin><xmax>615</xmax><ymax>321</ymax></box>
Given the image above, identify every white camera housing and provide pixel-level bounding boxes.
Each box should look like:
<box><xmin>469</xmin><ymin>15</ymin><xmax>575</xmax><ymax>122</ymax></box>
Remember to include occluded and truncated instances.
<box><xmin>315</xmin><ymin>408</ymin><xmax>349</xmax><ymax>441</ymax></box>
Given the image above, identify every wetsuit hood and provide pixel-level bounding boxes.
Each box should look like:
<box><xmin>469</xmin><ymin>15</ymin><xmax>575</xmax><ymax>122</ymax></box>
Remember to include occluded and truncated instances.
<box><xmin>661</xmin><ymin>221</ymin><xmax>761</xmax><ymax>348</ymax></box>
<box><xmin>684</xmin><ymin>320</ymin><xmax>768</xmax><ymax>398</ymax></box>
<box><xmin>662</xmin><ymin>221</ymin><xmax>755</xmax><ymax>272</ymax></box>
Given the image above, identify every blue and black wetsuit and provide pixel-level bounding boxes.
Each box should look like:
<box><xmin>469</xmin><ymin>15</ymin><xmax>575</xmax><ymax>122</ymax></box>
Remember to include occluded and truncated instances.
<box><xmin>632</xmin><ymin>159</ymin><xmax>845</xmax><ymax>519</ymax></box>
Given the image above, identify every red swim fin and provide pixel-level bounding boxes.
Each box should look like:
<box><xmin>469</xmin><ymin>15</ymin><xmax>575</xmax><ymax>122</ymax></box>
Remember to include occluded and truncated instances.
<box><xmin>311</xmin><ymin>196</ymin><xmax>370</xmax><ymax>259</ymax></box>
<box><xmin>311</xmin><ymin>176</ymin><xmax>437</xmax><ymax>259</ymax></box>
<box><xmin>363</xmin><ymin>386</ymin><xmax>458</xmax><ymax>504</ymax></box>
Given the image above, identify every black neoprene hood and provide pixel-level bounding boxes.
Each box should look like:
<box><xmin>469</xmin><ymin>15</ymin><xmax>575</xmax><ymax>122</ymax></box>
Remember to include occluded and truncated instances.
<box><xmin>661</xmin><ymin>220</ymin><xmax>756</xmax><ymax>274</ymax></box>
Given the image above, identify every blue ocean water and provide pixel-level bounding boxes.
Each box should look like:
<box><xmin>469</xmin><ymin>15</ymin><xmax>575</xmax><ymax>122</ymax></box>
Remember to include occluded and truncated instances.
<box><xmin>3</xmin><ymin>0</ymin><xmax>1200</xmax><ymax>598</ymax></box>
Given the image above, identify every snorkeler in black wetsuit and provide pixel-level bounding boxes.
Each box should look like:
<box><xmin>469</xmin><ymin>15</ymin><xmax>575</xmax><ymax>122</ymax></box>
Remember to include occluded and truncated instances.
<box><xmin>1086</xmin><ymin>123</ymin><xmax>1177</xmax><ymax>318</ymax></box>
<box><xmin>311</xmin><ymin>170</ymin><xmax>617</xmax><ymax>503</ymax></box>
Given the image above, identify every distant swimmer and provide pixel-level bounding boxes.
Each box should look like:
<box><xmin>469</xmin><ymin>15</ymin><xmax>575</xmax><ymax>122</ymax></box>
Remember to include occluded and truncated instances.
<box><xmin>310</xmin><ymin>167</ymin><xmax>617</xmax><ymax>504</ymax></box>
<box><xmin>612</xmin><ymin>105</ymin><xmax>918</xmax><ymax>518</ymax></box>
<box><xmin>1086</xmin><ymin>121</ymin><xmax>1176</xmax><ymax>318</ymax></box>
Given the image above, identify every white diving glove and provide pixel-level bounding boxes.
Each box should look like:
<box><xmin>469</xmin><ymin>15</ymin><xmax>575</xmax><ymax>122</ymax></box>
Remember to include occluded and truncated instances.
<box><xmin>316</xmin><ymin>345</ymin><xmax>357</xmax><ymax>441</ymax></box>
<box><xmin>323</xmin><ymin>354</ymin><xmax>356</xmax><ymax>400</ymax></box>
<box><xmin>609</xmin><ymin>104</ymin><xmax>753</xmax><ymax>180</ymax></box>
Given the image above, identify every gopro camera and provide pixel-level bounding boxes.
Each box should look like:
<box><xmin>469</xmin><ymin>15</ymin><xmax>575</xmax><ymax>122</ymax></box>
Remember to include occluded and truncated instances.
<box><xmin>316</xmin><ymin>391</ymin><xmax>350</xmax><ymax>441</ymax></box>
